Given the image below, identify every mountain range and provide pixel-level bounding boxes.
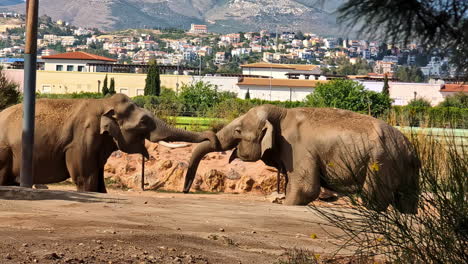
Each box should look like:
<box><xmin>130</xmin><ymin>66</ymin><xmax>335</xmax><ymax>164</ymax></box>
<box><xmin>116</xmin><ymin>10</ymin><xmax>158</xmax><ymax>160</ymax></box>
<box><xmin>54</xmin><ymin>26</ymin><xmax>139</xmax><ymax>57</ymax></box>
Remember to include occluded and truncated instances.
<box><xmin>0</xmin><ymin>0</ymin><xmax>348</xmax><ymax>35</ymax></box>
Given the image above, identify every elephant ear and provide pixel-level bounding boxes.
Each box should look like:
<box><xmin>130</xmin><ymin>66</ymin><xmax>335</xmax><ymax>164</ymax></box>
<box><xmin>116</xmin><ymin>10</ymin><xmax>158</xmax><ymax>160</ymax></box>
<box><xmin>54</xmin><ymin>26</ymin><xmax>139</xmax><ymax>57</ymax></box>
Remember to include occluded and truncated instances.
<box><xmin>100</xmin><ymin>109</ymin><xmax>121</xmax><ymax>138</ymax></box>
<box><xmin>261</xmin><ymin>120</ymin><xmax>274</xmax><ymax>157</ymax></box>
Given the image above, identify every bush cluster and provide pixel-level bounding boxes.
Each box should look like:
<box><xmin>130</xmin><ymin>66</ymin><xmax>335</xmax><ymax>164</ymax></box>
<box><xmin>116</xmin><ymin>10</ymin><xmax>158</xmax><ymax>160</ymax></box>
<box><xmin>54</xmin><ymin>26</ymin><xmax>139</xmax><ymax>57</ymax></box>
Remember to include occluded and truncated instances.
<box><xmin>388</xmin><ymin>106</ymin><xmax>468</xmax><ymax>128</ymax></box>
<box><xmin>6</xmin><ymin>79</ymin><xmax>466</xmax><ymax>129</ymax></box>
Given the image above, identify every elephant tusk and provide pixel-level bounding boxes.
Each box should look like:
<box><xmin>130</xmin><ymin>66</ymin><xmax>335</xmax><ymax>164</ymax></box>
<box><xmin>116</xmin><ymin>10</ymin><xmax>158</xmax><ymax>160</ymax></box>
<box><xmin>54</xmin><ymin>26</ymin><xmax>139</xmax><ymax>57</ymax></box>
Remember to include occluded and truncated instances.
<box><xmin>158</xmin><ymin>141</ymin><xmax>191</xmax><ymax>149</ymax></box>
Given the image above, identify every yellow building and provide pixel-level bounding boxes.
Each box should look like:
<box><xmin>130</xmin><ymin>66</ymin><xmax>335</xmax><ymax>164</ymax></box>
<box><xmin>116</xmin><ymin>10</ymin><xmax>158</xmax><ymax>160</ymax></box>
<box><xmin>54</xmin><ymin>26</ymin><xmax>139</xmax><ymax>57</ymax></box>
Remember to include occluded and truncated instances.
<box><xmin>36</xmin><ymin>71</ymin><xmax>190</xmax><ymax>97</ymax></box>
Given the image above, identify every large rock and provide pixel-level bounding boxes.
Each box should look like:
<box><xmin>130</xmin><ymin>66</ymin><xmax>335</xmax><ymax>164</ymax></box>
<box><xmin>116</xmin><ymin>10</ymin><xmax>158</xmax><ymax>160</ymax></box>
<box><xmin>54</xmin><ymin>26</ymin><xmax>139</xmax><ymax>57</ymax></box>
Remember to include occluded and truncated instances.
<box><xmin>104</xmin><ymin>142</ymin><xmax>334</xmax><ymax>198</ymax></box>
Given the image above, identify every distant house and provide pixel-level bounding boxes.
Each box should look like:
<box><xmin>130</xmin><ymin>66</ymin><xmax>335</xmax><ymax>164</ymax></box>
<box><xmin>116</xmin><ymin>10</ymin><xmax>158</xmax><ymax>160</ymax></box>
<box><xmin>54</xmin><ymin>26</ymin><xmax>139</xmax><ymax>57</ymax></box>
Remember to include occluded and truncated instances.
<box><xmin>440</xmin><ymin>84</ymin><xmax>468</xmax><ymax>98</ymax></box>
<box><xmin>42</xmin><ymin>51</ymin><xmax>117</xmax><ymax>72</ymax></box>
<box><xmin>215</xmin><ymin>52</ymin><xmax>226</xmax><ymax>64</ymax></box>
<box><xmin>241</xmin><ymin>62</ymin><xmax>321</xmax><ymax>79</ymax></box>
<box><xmin>373</xmin><ymin>60</ymin><xmax>397</xmax><ymax>74</ymax></box>
<box><xmin>189</xmin><ymin>24</ymin><xmax>208</xmax><ymax>34</ymax></box>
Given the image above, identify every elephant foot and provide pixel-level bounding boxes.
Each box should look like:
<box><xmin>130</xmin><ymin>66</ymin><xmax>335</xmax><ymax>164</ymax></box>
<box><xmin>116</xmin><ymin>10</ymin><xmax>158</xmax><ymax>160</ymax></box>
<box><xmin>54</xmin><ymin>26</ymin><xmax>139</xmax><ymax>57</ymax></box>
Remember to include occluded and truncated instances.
<box><xmin>266</xmin><ymin>191</ymin><xmax>285</xmax><ymax>204</ymax></box>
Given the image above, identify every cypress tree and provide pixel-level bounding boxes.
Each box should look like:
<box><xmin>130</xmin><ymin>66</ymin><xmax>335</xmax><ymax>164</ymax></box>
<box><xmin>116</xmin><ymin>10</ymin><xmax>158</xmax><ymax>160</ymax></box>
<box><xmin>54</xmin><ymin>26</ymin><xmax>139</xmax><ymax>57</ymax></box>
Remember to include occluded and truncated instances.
<box><xmin>144</xmin><ymin>60</ymin><xmax>161</xmax><ymax>96</ymax></box>
<box><xmin>382</xmin><ymin>73</ymin><xmax>390</xmax><ymax>95</ymax></box>
<box><xmin>109</xmin><ymin>77</ymin><xmax>116</xmax><ymax>95</ymax></box>
<box><xmin>245</xmin><ymin>88</ymin><xmax>251</xmax><ymax>99</ymax></box>
<box><xmin>102</xmin><ymin>74</ymin><xmax>109</xmax><ymax>95</ymax></box>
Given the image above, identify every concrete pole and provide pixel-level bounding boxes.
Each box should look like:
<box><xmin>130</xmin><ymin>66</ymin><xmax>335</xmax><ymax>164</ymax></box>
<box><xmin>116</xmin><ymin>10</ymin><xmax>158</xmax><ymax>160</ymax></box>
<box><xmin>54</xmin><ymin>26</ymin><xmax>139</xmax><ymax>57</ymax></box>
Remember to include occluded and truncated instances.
<box><xmin>20</xmin><ymin>0</ymin><xmax>39</xmax><ymax>188</ymax></box>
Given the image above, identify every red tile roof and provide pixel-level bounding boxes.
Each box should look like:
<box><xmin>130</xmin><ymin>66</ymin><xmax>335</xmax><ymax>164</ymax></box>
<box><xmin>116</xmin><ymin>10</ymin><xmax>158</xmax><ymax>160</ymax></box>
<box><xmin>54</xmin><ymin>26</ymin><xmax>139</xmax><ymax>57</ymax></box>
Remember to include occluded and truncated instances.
<box><xmin>41</xmin><ymin>51</ymin><xmax>117</xmax><ymax>62</ymax></box>
<box><xmin>440</xmin><ymin>84</ymin><xmax>468</xmax><ymax>93</ymax></box>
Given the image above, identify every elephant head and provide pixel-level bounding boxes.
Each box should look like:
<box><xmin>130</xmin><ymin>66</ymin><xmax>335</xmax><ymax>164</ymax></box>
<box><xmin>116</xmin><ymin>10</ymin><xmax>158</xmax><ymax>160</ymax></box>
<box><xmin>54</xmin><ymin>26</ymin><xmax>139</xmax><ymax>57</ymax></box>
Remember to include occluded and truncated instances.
<box><xmin>100</xmin><ymin>94</ymin><xmax>216</xmax><ymax>158</ymax></box>
<box><xmin>183</xmin><ymin>105</ymin><xmax>285</xmax><ymax>192</ymax></box>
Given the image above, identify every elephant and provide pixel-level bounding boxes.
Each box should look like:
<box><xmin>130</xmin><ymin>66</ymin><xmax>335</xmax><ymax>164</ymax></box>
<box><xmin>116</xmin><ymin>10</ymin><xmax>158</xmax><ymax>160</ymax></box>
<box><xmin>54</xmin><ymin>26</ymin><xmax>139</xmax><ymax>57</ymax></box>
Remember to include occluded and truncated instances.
<box><xmin>0</xmin><ymin>93</ymin><xmax>216</xmax><ymax>193</ymax></box>
<box><xmin>183</xmin><ymin>105</ymin><xmax>420</xmax><ymax>214</ymax></box>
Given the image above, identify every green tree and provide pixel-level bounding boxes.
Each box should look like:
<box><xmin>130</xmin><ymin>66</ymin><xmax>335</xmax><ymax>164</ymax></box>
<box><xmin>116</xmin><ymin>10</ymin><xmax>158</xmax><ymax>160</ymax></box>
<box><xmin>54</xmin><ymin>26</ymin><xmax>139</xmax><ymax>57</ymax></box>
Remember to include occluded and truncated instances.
<box><xmin>0</xmin><ymin>67</ymin><xmax>20</xmax><ymax>110</ymax></box>
<box><xmin>245</xmin><ymin>88</ymin><xmax>251</xmax><ymax>100</ymax></box>
<box><xmin>144</xmin><ymin>61</ymin><xmax>161</xmax><ymax>96</ymax></box>
<box><xmin>305</xmin><ymin>79</ymin><xmax>391</xmax><ymax>116</ymax></box>
<box><xmin>407</xmin><ymin>98</ymin><xmax>432</xmax><ymax>108</ymax></box>
<box><xmin>109</xmin><ymin>78</ymin><xmax>116</xmax><ymax>95</ymax></box>
<box><xmin>395</xmin><ymin>66</ymin><xmax>424</xmax><ymax>83</ymax></box>
<box><xmin>102</xmin><ymin>74</ymin><xmax>109</xmax><ymax>96</ymax></box>
<box><xmin>438</xmin><ymin>92</ymin><xmax>468</xmax><ymax>108</ymax></box>
<box><xmin>179</xmin><ymin>81</ymin><xmax>236</xmax><ymax>115</ymax></box>
<box><xmin>296</xmin><ymin>31</ymin><xmax>305</xmax><ymax>41</ymax></box>
<box><xmin>382</xmin><ymin>74</ymin><xmax>390</xmax><ymax>95</ymax></box>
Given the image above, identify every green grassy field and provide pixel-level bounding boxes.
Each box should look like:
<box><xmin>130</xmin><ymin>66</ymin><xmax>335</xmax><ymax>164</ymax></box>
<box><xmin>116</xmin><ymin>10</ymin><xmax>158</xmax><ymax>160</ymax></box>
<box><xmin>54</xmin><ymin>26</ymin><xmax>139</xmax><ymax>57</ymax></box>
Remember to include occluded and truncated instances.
<box><xmin>172</xmin><ymin>116</ymin><xmax>226</xmax><ymax>131</ymax></box>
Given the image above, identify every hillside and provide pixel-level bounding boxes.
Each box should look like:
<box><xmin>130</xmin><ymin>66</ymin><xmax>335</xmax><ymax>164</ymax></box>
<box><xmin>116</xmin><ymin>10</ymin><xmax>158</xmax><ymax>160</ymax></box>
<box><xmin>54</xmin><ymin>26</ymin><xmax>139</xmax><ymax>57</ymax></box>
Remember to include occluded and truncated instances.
<box><xmin>0</xmin><ymin>0</ymin><xmax>348</xmax><ymax>35</ymax></box>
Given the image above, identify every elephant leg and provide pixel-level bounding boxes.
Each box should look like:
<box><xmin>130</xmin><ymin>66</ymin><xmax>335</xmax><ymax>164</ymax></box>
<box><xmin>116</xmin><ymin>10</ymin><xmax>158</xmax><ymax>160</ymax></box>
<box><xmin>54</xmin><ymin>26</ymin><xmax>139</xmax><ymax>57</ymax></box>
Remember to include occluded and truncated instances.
<box><xmin>361</xmin><ymin>173</ymin><xmax>393</xmax><ymax>212</ymax></box>
<box><xmin>284</xmin><ymin>165</ymin><xmax>321</xmax><ymax>205</ymax></box>
<box><xmin>0</xmin><ymin>146</ymin><xmax>14</xmax><ymax>186</ymax></box>
<box><xmin>392</xmin><ymin>174</ymin><xmax>419</xmax><ymax>214</ymax></box>
<box><xmin>97</xmin><ymin>167</ymin><xmax>107</xmax><ymax>193</ymax></box>
<box><xmin>65</xmin><ymin>150</ymin><xmax>103</xmax><ymax>193</ymax></box>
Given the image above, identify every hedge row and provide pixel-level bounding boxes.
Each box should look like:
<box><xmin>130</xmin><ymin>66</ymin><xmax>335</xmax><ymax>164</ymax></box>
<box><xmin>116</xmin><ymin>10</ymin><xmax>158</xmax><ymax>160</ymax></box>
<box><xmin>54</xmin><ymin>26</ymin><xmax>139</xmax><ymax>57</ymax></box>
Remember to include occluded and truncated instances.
<box><xmin>30</xmin><ymin>92</ymin><xmax>468</xmax><ymax>129</ymax></box>
<box><xmin>388</xmin><ymin>106</ymin><xmax>468</xmax><ymax>129</ymax></box>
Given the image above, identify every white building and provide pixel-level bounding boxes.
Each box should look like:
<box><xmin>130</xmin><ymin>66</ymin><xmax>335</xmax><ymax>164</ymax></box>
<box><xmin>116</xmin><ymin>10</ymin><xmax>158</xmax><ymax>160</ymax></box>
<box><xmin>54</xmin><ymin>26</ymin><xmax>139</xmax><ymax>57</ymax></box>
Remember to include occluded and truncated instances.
<box><xmin>237</xmin><ymin>78</ymin><xmax>325</xmax><ymax>101</ymax></box>
<box><xmin>189</xmin><ymin>24</ymin><xmax>208</xmax><ymax>34</ymax></box>
<box><xmin>42</xmin><ymin>51</ymin><xmax>117</xmax><ymax>72</ymax></box>
<box><xmin>241</xmin><ymin>63</ymin><xmax>321</xmax><ymax>79</ymax></box>
<box><xmin>215</xmin><ymin>52</ymin><xmax>226</xmax><ymax>64</ymax></box>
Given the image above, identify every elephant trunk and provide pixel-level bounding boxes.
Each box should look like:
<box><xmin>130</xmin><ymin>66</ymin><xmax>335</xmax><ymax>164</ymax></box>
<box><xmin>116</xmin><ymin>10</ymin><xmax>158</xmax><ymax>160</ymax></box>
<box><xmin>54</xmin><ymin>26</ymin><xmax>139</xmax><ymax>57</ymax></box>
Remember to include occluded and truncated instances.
<box><xmin>183</xmin><ymin>140</ymin><xmax>217</xmax><ymax>193</ymax></box>
<box><xmin>149</xmin><ymin>118</ymin><xmax>208</xmax><ymax>143</ymax></box>
<box><xmin>183</xmin><ymin>117</ymin><xmax>242</xmax><ymax>193</ymax></box>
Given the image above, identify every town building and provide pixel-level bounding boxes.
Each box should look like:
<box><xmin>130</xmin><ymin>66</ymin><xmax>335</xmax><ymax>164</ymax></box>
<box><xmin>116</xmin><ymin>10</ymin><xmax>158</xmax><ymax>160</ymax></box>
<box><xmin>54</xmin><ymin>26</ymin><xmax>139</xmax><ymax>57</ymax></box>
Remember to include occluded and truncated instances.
<box><xmin>42</xmin><ymin>51</ymin><xmax>117</xmax><ymax>72</ymax></box>
<box><xmin>215</xmin><ymin>52</ymin><xmax>226</xmax><ymax>64</ymax></box>
<box><xmin>189</xmin><ymin>24</ymin><xmax>208</xmax><ymax>34</ymax></box>
<box><xmin>373</xmin><ymin>60</ymin><xmax>397</xmax><ymax>74</ymax></box>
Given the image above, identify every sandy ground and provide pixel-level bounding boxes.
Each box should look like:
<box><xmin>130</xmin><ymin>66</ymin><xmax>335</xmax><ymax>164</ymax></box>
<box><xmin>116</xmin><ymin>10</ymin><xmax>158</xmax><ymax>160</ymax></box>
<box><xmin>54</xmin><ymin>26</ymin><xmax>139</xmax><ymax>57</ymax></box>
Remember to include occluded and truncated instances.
<box><xmin>0</xmin><ymin>186</ymin><xmax>352</xmax><ymax>264</ymax></box>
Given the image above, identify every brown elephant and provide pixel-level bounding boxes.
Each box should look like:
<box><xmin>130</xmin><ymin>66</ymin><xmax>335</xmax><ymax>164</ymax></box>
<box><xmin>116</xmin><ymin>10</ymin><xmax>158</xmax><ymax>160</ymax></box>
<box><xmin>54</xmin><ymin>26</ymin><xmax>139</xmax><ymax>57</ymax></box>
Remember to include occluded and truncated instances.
<box><xmin>0</xmin><ymin>94</ymin><xmax>215</xmax><ymax>193</ymax></box>
<box><xmin>183</xmin><ymin>105</ymin><xmax>420</xmax><ymax>213</ymax></box>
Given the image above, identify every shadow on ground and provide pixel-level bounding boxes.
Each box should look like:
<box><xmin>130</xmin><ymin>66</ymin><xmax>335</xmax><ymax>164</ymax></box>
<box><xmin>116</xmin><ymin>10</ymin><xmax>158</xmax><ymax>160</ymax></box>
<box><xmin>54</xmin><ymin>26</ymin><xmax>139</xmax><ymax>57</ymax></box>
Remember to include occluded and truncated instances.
<box><xmin>0</xmin><ymin>186</ymin><xmax>126</xmax><ymax>203</ymax></box>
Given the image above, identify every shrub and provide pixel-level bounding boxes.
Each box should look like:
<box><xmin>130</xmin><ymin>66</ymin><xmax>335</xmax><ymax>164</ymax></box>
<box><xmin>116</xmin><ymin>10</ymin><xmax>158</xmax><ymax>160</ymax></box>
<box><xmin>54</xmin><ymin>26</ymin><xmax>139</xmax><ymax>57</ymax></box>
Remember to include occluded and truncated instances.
<box><xmin>179</xmin><ymin>81</ymin><xmax>236</xmax><ymax>116</ymax></box>
<box><xmin>407</xmin><ymin>98</ymin><xmax>432</xmax><ymax>108</ymax></box>
<box><xmin>438</xmin><ymin>92</ymin><xmax>468</xmax><ymax>108</ymax></box>
<box><xmin>35</xmin><ymin>92</ymin><xmax>104</xmax><ymax>99</ymax></box>
<box><xmin>0</xmin><ymin>67</ymin><xmax>20</xmax><ymax>110</ymax></box>
<box><xmin>305</xmin><ymin>79</ymin><xmax>392</xmax><ymax>117</ymax></box>
<box><xmin>388</xmin><ymin>106</ymin><xmax>468</xmax><ymax>128</ymax></box>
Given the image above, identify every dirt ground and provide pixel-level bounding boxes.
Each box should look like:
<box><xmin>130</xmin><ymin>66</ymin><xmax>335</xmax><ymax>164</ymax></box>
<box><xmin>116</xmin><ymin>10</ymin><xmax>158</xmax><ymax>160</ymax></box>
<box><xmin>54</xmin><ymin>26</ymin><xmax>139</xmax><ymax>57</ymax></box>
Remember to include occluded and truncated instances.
<box><xmin>0</xmin><ymin>186</ymin><xmax>353</xmax><ymax>264</ymax></box>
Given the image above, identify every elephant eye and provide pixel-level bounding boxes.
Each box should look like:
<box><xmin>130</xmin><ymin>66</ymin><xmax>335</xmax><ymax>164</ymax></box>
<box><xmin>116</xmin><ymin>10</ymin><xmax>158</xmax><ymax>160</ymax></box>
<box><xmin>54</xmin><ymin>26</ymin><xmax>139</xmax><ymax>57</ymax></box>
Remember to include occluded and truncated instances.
<box><xmin>234</xmin><ymin>128</ymin><xmax>241</xmax><ymax>135</ymax></box>
<box><xmin>139</xmin><ymin>116</ymin><xmax>150</xmax><ymax>126</ymax></box>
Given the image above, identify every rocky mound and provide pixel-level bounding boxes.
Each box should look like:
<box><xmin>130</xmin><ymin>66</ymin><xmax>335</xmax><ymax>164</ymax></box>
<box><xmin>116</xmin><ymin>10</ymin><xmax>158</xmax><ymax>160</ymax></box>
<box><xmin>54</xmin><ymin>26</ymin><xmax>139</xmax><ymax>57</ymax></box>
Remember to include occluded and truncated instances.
<box><xmin>105</xmin><ymin>142</ymin><xmax>285</xmax><ymax>194</ymax></box>
<box><xmin>105</xmin><ymin>142</ymin><xmax>337</xmax><ymax>201</ymax></box>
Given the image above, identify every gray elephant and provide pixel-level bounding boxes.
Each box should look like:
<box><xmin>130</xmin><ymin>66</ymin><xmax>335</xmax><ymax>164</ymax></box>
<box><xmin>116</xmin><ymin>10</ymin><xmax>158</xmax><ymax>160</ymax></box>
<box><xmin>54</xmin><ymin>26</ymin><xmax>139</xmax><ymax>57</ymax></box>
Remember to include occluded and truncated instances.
<box><xmin>0</xmin><ymin>94</ymin><xmax>215</xmax><ymax>193</ymax></box>
<box><xmin>183</xmin><ymin>105</ymin><xmax>420</xmax><ymax>213</ymax></box>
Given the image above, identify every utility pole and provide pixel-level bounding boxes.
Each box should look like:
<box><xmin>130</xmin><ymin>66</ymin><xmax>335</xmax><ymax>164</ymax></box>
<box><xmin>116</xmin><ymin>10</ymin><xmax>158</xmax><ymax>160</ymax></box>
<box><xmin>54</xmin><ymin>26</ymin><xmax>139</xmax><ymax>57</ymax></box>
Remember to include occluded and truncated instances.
<box><xmin>20</xmin><ymin>0</ymin><xmax>39</xmax><ymax>188</ymax></box>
